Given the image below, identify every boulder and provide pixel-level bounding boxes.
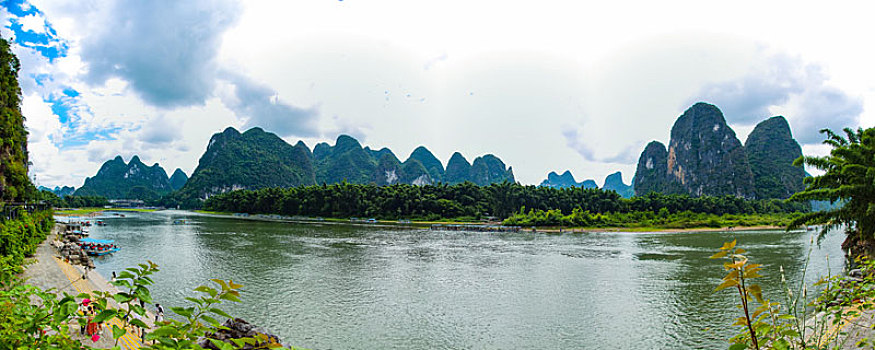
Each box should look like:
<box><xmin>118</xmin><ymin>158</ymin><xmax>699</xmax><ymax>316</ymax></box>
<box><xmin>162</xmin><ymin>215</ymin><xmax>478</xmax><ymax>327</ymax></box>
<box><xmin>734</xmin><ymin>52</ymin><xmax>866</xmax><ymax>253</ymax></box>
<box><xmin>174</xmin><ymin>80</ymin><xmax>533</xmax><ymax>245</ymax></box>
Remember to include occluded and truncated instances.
<box><xmin>200</xmin><ymin>318</ymin><xmax>283</xmax><ymax>350</ymax></box>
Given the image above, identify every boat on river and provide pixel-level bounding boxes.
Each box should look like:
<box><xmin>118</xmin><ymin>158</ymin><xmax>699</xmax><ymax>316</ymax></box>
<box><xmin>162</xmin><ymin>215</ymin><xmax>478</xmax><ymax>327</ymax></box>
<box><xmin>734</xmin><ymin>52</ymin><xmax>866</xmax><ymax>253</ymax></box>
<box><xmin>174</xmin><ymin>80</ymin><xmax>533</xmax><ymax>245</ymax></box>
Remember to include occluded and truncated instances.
<box><xmin>78</xmin><ymin>238</ymin><xmax>120</xmax><ymax>256</ymax></box>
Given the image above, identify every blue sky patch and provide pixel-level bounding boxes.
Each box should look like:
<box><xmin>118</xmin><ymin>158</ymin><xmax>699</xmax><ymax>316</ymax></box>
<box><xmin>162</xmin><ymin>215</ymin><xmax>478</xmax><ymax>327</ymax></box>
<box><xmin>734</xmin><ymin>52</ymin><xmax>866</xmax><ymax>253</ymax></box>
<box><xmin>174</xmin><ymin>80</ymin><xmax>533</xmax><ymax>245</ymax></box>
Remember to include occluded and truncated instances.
<box><xmin>62</xmin><ymin>88</ymin><xmax>80</xmax><ymax>98</ymax></box>
<box><xmin>31</xmin><ymin>73</ymin><xmax>50</xmax><ymax>86</ymax></box>
<box><xmin>4</xmin><ymin>0</ymin><xmax>109</xmax><ymax>149</ymax></box>
<box><xmin>3</xmin><ymin>0</ymin><xmax>68</xmax><ymax>61</ymax></box>
<box><xmin>61</xmin><ymin>127</ymin><xmax>123</xmax><ymax>148</ymax></box>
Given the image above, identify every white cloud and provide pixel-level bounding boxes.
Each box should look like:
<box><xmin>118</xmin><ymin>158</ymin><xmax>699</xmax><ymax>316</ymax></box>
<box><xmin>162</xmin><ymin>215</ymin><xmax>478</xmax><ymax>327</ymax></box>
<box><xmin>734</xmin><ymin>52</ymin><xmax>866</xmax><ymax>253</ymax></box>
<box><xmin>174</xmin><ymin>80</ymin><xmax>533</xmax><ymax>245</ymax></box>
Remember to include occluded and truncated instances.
<box><xmin>14</xmin><ymin>0</ymin><xmax>875</xmax><ymax>187</ymax></box>
<box><xmin>688</xmin><ymin>52</ymin><xmax>863</xmax><ymax>143</ymax></box>
<box><xmin>217</xmin><ymin>71</ymin><xmax>320</xmax><ymax>138</ymax></box>
<box><xmin>18</xmin><ymin>13</ymin><xmax>47</xmax><ymax>33</ymax></box>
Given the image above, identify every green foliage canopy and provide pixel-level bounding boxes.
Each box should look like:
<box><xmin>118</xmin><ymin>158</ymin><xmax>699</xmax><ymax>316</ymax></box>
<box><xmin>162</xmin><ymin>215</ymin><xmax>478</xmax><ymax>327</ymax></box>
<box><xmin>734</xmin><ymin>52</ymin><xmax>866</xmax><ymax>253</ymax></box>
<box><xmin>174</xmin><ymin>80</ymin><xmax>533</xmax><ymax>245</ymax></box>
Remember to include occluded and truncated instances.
<box><xmin>202</xmin><ymin>182</ymin><xmax>807</xmax><ymax>223</ymax></box>
<box><xmin>0</xmin><ymin>36</ymin><xmax>35</xmax><ymax>201</ymax></box>
<box><xmin>790</xmin><ymin>127</ymin><xmax>875</xmax><ymax>242</ymax></box>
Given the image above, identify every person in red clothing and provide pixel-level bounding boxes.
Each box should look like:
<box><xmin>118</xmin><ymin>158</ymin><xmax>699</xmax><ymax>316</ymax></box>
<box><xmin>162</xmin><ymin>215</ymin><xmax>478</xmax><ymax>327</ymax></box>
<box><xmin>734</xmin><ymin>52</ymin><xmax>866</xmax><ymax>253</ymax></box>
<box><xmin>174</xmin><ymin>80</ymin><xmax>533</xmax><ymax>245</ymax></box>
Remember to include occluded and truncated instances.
<box><xmin>86</xmin><ymin>316</ymin><xmax>99</xmax><ymax>337</ymax></box>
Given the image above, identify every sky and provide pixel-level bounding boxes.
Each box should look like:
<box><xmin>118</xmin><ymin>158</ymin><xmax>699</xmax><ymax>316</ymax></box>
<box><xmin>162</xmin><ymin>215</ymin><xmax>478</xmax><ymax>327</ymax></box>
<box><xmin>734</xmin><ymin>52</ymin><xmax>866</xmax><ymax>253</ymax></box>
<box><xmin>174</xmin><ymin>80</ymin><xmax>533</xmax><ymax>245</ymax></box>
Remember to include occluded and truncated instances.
<box><xmin>3</xmin><ymin>0</ymin><xmax>874</xmax><ymax>188</ymax></box>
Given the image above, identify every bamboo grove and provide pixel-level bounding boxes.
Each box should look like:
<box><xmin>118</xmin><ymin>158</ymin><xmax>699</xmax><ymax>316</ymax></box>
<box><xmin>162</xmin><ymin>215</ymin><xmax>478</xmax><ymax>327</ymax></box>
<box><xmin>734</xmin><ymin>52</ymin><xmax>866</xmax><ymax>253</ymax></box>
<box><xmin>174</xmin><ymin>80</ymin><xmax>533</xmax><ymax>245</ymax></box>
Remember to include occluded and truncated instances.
<box><xmin>202</xmin><ymin>182</ymin><xmax>808</xmax><ymax>222</ymax></box>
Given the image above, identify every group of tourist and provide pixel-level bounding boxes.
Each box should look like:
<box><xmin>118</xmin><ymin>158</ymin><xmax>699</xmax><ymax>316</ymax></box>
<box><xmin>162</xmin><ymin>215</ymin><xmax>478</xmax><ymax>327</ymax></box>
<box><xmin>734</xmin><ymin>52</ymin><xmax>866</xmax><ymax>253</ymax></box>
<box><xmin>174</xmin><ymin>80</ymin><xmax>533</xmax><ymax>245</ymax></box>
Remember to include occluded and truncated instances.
<box><xmin>78</xmin><ymin>299</ymin><xmax>101</xmax><ymax>340</ymax></box>
<box><xmin>77</xmin><ymin>296</ymin><xmax>166</xmax><ymax>342</ymax></box>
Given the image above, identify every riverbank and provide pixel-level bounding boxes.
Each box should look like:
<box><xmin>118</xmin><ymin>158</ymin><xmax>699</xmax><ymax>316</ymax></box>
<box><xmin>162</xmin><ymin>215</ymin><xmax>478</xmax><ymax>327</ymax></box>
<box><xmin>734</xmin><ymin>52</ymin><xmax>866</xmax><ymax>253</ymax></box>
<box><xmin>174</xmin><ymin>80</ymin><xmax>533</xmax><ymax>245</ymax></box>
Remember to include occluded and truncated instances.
<box><xmin>22</xmin><ymin>224</ymin><xmax>154</xmax><ymax>349</ymax></box>
<box><xmin>534</xmin><ymin>224</ymin><xmax>793</xmax><ymax>234</ymax></box>
<box><xmin>55</xmin><ymin>206</ymin><xmax>800</xmax><ymax>234</ymax></box>
<box><xmin>55</xmin><ymin>207</ymin><xmax>158</xmax><ymax>216</ymax></box>
<box><xmin>187</xmin><ymin>210</ymin><xmax>797</xmax><ymax>234</ymax></box>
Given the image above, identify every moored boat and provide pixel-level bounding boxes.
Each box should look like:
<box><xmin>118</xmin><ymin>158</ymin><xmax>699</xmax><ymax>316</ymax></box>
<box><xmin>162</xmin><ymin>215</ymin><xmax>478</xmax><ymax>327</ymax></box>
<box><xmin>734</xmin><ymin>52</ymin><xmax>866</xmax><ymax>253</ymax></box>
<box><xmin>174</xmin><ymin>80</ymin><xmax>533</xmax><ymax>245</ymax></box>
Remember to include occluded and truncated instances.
<box><xmin>78</xmin><ymin>238</ymin><xmax>120</xmax><ymax>256</ymax></box>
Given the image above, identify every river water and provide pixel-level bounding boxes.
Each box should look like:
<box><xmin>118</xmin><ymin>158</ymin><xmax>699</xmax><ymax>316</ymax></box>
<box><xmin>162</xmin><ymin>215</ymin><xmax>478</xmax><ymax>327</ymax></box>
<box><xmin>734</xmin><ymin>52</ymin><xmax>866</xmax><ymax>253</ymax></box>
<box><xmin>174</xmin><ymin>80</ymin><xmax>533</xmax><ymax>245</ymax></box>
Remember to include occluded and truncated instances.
<box><xmin>82</xmin><ymin>210</ymin><xmax>844</xmax><ymax>349</ymax></box>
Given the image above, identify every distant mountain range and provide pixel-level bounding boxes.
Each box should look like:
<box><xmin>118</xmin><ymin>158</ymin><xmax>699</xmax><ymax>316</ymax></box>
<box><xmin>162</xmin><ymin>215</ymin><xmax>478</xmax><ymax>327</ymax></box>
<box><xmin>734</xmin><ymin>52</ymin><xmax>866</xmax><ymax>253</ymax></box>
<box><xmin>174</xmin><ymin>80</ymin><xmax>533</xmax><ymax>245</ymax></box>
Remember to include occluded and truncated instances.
<box><xmin>73</xmin><ymin>103</ymin><xmax>807</xmax><ymax>202</ymax></box>
<box><xmin>633</xmin><ymin>102</ymin><xmax>805</xmax><ymax>199</ymax></box>
<box><xmin>539</xmin><ymin>171</ymin><xmax>598</xmax><ymax>189</ymax></box>
<box><xmin>38</xmin><ymin>185</ymin><xmax>75</xmax><ymax>197</ymax></box>
<box><xmin>174</xmin><ymin>127</ymin><xmax>515</xmax><ymax>200</ymax></box>
<box><xmin>169</xmin><ymin>169</ymin><xmax>188</xmax><ymax>191</ymax></box>
<box><xmin>602</xmin><ymin>171</ymin><xmax>634</xmax><ymax>199</ymax></box>
<box><xmin>538</xmin><ymin>170</ymin><xmax>633</xmax><ymax>198</ymax></box>
<box><xmin>73</xmin><ymin>156</ymin><xmax>188</xmax><ymax>200</ymax></box>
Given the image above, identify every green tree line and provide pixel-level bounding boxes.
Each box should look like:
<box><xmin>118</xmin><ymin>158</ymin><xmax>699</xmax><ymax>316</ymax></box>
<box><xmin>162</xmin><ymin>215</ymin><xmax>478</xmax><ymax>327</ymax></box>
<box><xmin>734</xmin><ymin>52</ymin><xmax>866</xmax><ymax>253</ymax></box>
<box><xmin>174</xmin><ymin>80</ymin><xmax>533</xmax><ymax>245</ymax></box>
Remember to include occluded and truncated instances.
<box><xmin>504</xmin><ymin>207</ymin><xmax>799</xmax><ymax>228</ymax></box>
<box><xmin>201</xmin><ymin>182</ymin><xmax>808</xmax><ymax>221</ymax></box>
<box><xmin>36</xmin><ymin>190</ymin><xmax>109</xmax><ymax>208</ymax></box>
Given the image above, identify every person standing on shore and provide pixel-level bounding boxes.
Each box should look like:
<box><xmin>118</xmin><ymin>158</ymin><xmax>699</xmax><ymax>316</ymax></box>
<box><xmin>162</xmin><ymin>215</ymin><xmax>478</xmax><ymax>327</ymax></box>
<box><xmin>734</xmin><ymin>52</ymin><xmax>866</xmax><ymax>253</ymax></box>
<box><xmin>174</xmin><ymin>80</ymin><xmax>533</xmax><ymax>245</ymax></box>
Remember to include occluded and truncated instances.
<box><xmin>155</xmin><ymin>303</ymin><xmax>164</xmax><ymax>323</ymax></box>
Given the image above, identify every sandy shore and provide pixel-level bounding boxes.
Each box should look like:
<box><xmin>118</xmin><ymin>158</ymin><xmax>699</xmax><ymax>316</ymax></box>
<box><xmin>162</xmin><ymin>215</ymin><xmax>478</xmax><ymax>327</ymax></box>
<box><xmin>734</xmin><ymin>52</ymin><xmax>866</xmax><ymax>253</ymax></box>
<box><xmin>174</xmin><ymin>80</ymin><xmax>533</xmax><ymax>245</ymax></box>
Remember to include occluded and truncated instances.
<box><xmin>22</xmin><ymin>224</ymin><xmax>156</xmax><ymax>349</ymax></box>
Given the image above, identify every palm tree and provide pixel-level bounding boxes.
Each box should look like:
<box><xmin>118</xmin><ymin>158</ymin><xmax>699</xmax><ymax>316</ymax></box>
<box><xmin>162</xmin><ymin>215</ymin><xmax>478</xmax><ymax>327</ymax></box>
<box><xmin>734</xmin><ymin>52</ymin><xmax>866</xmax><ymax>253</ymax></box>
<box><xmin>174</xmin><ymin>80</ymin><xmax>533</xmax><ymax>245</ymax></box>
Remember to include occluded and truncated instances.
<box><xmin>789</xmin><ymin>127</ymin><xmax>875</xmax><ymax>251</ymax></box>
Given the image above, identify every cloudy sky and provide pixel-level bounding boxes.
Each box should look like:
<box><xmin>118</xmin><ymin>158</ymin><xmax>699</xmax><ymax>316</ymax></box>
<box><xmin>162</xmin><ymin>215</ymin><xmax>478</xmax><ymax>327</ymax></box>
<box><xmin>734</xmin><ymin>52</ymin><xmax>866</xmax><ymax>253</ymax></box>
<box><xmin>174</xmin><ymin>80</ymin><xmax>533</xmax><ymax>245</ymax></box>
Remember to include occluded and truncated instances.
<box><xmin>3</xmin><ymin>0</ymin><xmax>873</xmax><ymax>188</ymax></box>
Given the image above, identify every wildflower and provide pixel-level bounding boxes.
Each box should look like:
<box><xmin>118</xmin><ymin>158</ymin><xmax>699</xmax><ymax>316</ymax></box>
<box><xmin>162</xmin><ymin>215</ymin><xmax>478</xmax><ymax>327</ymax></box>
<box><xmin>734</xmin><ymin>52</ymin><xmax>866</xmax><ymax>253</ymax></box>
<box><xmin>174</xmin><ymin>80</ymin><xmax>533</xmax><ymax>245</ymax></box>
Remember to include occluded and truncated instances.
<box><xmin>82</xmin><ymin>298</ymin><xmax>91</xmax><ymax>306</ymax></box>
<box><xmin>91</xmin><ymin>334</ymin><xmax>100</xmax><ymax>342</ymax></box>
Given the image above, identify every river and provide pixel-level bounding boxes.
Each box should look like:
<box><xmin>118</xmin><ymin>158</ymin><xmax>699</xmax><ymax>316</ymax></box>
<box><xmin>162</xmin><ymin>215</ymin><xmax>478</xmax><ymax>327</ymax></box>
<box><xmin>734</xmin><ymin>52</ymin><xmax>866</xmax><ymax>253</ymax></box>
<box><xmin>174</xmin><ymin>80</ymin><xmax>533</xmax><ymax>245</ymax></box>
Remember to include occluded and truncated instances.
<box><xmin>79</xmin><ymin>210</ymin><xmax>844</xmax><ymax>349</ymax></box>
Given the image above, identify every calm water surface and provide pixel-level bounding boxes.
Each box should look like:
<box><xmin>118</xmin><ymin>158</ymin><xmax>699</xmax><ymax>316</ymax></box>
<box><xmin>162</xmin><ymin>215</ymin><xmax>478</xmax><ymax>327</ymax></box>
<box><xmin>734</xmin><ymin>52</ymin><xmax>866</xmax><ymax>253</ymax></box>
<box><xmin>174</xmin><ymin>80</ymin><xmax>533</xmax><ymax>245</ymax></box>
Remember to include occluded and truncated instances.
<box><xmin>79</xmin><ymin>211</ymin><xmax>844</xmax><ymax>349</ymax></box>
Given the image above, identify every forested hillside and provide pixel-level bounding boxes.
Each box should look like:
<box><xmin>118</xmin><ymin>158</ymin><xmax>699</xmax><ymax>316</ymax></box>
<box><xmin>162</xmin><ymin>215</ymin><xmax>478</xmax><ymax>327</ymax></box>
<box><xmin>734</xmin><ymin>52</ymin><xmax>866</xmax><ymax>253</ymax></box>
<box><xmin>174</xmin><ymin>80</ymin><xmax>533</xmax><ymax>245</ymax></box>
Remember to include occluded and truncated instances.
<box><xmin>0</xmin><ymin>36</ymin><xmax>33</xmax><ymax>201</ymax></box>
<box><xmin>74</xmin><ymin>155</ymin><xmax>173</xmax><ymax>200</ymax></box>
<box><xmin>172</xmin><ymin>128</ymin><xmax>515</xmax><ymax>205</ymax></box>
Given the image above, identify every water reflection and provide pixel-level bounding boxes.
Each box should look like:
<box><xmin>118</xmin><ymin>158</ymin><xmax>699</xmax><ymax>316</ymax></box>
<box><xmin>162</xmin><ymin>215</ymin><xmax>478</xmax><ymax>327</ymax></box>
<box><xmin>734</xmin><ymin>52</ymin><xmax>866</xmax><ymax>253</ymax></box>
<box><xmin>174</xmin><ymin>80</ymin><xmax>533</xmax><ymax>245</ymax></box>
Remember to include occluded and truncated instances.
<box><xmin>87</xmin><ymin>211</ymin><xmax>845</xmax><ymax>349</ymax></box>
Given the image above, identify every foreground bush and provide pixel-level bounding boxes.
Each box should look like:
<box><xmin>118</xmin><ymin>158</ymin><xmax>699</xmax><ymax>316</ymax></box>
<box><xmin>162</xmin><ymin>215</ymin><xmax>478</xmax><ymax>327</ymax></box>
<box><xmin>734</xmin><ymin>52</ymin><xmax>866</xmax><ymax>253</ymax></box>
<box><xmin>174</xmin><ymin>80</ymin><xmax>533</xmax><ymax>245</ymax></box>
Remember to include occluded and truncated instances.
<box><xmin>714</xmin><ymin>240</ymin><xmax>875</xmax><ymax>349</ymax></box>
<box><xmin>0</xmin><ymin>210</ymin><xmax>53</xmax><ymax>281</ymax></box>
<box><xmin>0</xmin><ymin>261</ymin><xmax>296</xmax><ymax>349</ymax></box>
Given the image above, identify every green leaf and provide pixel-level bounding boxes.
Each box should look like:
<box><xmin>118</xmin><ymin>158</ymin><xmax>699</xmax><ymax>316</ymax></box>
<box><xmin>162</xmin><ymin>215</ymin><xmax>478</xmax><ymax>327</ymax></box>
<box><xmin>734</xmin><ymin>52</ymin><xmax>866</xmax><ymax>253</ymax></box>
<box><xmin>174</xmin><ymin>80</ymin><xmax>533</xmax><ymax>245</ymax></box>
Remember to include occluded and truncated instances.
<box><xmin>113</xmin><ymin>293</ymin><xmax>132</xmax><ymax>304</ymax></box>
<box><xmin>209</xmin><ymin>307</ymin><xmax>232</xmax><ymax>318</ymax></box>
<box><xmin>194</xmin><ymin>285</ymin><xmax>218</xmax><ymax>298</ymax></box>
<box><xmin>147</xmin><ymin>325</ymin><xmax>181</xmax><ymax>338</ymax></box>
<box><xmin>134</xmin><ymin>287</ymin><xmax>152</xmax><ymax>304</ymax></box>
<box><xmin>728</xmin><ymin>343</ymin><xmax>748</xmax><ymax>350</ymax></box>
<box><xmin>130</xmin><ymin>318</ymin><xmax>149</xmax><ymax>329</ymax></box>
<box><xmin>211</xmin><ymin>279</ymin><xmax>230</xmax><ymax>291</ymax></box>
<box><xmin>715</xmin><ymin>279</ymin><xmax>739</xmax><ymax>291</ymax></box>
<box><xmin>93</xmin><ymin>309</ymin><xmax>117</xmax><ymax>323</ymax></box>
<box><xmin>171</xmin><ymin>306</ymin><xmax>194</xmax><ymax>318</ymax></box>
<box><xmin>219</xmin><ymin>292</ymin><xmax>241</xmax><ymax>303</ymax></box>
<box><xmin>201</xmin><ymin>314</ymin><xmax>219</xmax><ymax>326</ymax></box>
<box><xmin>132</xmin><ymin>304</ymin><xmax>146</xmax><ymax>316</ymax></box>
<box><xmin>185</xmin><ymin>297</ymin><xmax>205</xmax><ymax>306</ymax></box>
<box><xmin>209</xmin><ymin>339</ymin><xmax>227</xmax><ymax>348</ymax></box>
<box><xmin>111</xmin><ymin>279</ymin><xmax>132</xmax><ymax>289</ymax></box>
<box><xmin>710</xmin><ymin>250</ymin><xmax>728</xmax><ymax>259</ymax></box>
<box><xmin>112</xmin><ymin>324</ymin><xmax>126</xmax><ymax>339</ymax></box>
<box><xmin>748</xmin><ymin>285</ymin><xmax>764</xmax><ymax>303</ymax></box>
<box><xmin>773</xmin><ymin>338</ymin><xmax>790</xmax><ymax>350</ymax></box>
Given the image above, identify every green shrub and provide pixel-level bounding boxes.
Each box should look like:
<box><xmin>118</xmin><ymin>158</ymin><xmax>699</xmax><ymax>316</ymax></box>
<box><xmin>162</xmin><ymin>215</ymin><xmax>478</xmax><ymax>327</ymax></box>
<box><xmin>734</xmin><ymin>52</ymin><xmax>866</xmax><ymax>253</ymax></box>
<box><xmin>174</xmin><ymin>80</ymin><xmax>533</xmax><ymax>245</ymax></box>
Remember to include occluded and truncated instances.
<box><xmin>0</xmin><ymin>210</ymin><xmax>53</xmax><ymax>281</ymax></box>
